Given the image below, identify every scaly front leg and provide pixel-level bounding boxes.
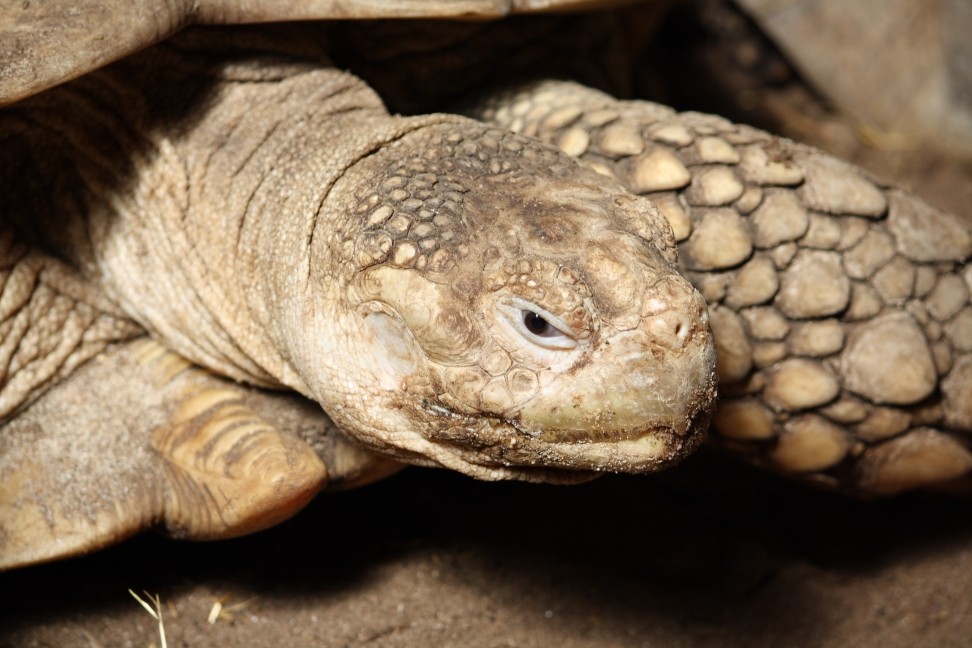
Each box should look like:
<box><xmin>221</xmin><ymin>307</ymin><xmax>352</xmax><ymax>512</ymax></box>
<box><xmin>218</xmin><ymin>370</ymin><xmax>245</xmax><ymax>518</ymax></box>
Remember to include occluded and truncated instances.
<box><xmin>467</xmin><ymin>80</ymin><xmax>972</xmax><ymax>495</ymax></box>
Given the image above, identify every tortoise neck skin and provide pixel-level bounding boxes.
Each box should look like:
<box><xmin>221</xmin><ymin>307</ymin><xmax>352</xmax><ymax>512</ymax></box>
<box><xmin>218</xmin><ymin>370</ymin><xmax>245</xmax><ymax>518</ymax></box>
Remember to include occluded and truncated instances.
<box><xmin>0</xmin><ymin>32</ymin><xmax>716</xmax><ymax>480</ymax></box>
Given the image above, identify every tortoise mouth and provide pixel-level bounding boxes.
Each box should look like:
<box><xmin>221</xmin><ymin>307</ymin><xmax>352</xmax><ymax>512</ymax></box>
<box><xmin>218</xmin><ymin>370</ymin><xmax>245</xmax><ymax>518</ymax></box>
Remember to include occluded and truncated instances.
<box><xmin>420</xmin><ymin>400</ymin><xmax>711</xmax><ymax>478</ymax></box>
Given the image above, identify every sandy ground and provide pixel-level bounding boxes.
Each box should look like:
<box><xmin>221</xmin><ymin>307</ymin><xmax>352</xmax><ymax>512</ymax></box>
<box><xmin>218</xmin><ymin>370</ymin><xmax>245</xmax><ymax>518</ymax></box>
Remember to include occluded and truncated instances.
<box><xmin>2</xmin><ymin>461</ymin><xmax>971</xmax><ymax>647</ymax></box>
<box><xmin>2</xmin><ymin>2</ymin><xmax>971</xmax><ymax>647</ymax></box>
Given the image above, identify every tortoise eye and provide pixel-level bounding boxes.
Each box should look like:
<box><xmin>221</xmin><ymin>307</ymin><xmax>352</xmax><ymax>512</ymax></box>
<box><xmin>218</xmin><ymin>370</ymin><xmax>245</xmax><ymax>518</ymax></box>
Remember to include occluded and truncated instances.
<box><xmin>523</xmin><ymin>311</ymin><xmax>557</xmax><ymax>337</ymax></box>
<box><xmin>514</xmin><ymin>308</ymin><xmax>576</xmax><ymax>350</ymax></box>
<box><xmin>497</xmin><ymin>298</ymin><xmax>579</xmax><ymax>352</ymax></box>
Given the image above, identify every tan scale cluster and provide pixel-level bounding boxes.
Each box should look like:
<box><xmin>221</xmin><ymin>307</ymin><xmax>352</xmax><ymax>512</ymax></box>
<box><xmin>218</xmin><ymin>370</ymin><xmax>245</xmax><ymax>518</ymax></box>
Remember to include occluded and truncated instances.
<box><xmin>344</xmin><ymin>126</ymin><xmax>569</xmax><ymax>277</ymax></box>
<box><xmin>473</xmin><ymin>81</ymin><xmax>972</xmax><ymax>494</ymax></box>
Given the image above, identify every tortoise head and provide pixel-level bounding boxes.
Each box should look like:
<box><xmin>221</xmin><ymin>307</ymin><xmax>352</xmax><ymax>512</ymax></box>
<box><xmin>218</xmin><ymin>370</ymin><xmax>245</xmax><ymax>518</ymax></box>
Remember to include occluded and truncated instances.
<box><xmin>312</xmin><ymin>121</ymin><xmax>716</xmax><ymax>481</ymax></box>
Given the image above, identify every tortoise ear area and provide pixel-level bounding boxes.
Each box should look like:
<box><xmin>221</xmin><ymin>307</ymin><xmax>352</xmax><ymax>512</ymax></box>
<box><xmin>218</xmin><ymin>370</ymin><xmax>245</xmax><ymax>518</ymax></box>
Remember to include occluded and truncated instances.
<box><xmin>354</xmin><ymin>265</ymin><xmax>487</xmax><ymax>367</ymax></box>
<box><xmin>357</xmin><ymin>308</ymin><xmax>424</xmax><ymax>389</ymax></box>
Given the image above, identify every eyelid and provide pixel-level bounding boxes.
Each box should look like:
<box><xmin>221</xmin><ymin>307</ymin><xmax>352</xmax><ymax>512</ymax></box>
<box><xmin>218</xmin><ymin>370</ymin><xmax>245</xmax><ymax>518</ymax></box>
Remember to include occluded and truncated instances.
<box><xmin>502</xmin><ymin>298</ymin><xmax>578</xmax><ymax>350</ymax></box>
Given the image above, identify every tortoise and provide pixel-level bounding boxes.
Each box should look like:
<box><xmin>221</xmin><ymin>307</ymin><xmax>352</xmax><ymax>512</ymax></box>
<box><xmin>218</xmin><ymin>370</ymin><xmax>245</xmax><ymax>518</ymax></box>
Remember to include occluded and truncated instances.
<box><xmin>0</xmin><ymin>0</ymin><xmax>970</xmax><ymax>571</ymax></box>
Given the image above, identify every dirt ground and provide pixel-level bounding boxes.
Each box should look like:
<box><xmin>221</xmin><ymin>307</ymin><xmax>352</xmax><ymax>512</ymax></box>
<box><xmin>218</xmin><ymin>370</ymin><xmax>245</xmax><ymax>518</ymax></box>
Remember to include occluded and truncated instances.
<box><xmin>2</xmin><ymin>461</ymin><xmax>972</xmax><ymax>648</ymax></box>
<box><xmin>2</xmin><ymin>2</ymin><xmax>971</xmax><ymax>647</ymax></box>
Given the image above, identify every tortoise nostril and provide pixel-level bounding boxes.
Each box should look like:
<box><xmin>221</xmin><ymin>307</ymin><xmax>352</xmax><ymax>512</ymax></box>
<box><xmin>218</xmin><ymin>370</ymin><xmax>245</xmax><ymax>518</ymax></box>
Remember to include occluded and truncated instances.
<box><xmin>646</xmin><ymin>311</ymin><xmax>694</xmax><ymax>349</ymax></box>
<box><xmin>674</xmin><ymin>318</ymin><xmax>689</xmax><ymax>345</ymax></box>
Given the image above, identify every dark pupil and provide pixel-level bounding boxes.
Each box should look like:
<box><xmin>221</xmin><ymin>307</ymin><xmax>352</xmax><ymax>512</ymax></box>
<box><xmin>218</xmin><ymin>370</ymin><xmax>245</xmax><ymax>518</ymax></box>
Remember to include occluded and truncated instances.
<box><xmin>523</xmin><ymin>311</ymin><xmax>551</xmax><ymax>336</ymax></box>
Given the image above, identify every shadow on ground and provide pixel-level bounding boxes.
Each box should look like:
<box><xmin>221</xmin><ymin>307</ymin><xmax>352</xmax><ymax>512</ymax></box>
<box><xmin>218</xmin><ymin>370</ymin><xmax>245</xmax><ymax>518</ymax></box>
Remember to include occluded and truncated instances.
<box><xmin>2</xmin><ymin>455</ymin><xmax>970</xmax><ymax>647</ymax></box>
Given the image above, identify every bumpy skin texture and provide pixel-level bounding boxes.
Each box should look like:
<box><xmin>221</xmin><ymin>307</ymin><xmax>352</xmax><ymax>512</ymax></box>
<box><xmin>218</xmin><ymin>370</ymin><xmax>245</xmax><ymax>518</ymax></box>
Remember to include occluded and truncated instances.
<box><xmin>1</xmin><ymin>29</ymin><xmax>715</xmax><ymax>490</ymax></box>
<box><xmin>2</xmin><ymin>16</ymin><xmax>971</xmax><ymax>569</ymax></box>
<box><xmin>0</xmin><ymin>233</ymin><xmax>141</xmax><ymax>420</ymax></box>
<box><xmin>469</xmin><ymin>81</ymin><xmax>972</xmax><ymax>494</ymax></box>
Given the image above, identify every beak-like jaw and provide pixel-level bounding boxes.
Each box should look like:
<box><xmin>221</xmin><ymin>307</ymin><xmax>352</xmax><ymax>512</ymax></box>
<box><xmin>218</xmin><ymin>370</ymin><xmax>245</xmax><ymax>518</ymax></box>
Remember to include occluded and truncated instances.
<box><xmin>504</xmin><ymin>288</ymin><xmax>716</xmax><ymax>473</ymax></box>
<box><xmin>424</xmin><ymin>275</ymin><xmax>718</xmax><ymax>477</ymax></box>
